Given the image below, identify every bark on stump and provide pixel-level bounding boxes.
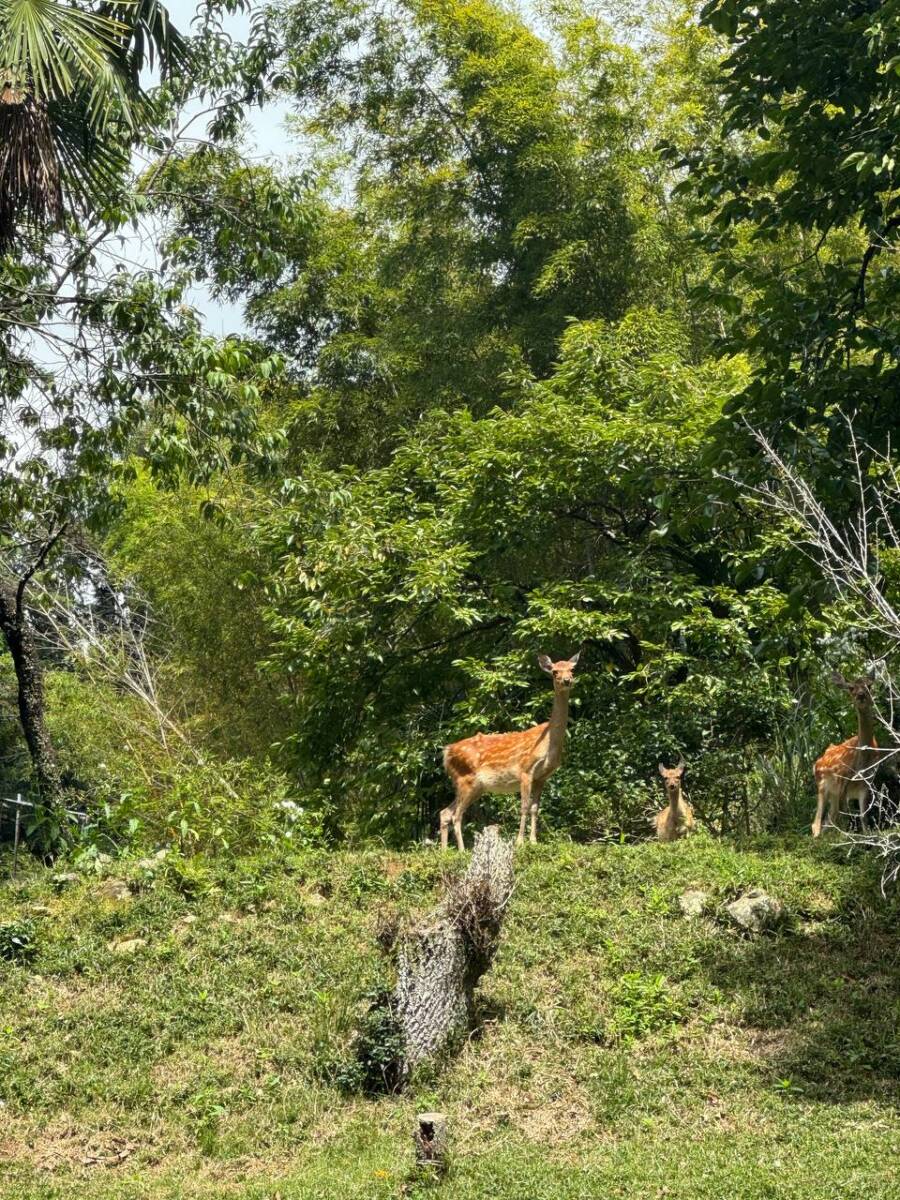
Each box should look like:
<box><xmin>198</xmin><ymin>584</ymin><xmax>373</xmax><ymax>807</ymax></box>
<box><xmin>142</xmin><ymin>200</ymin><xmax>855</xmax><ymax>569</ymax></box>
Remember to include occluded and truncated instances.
<box><xmin>414</xmin><ymin>1112</ymin><xmax>449</xmax><ymax>1175</ymax></box>
<box><xmin>395</xmin><ymin>825</ymin><xmax>514</xmax><ymax>1076</ymax></box>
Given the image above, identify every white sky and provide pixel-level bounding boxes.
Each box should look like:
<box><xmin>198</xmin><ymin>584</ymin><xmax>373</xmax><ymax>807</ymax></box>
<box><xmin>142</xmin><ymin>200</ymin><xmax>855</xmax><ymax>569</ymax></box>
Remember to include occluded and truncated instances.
<box><xmin>157</xmin><ymin>0</ymin><xmax>294</xmax><ymax>334</ymax></box>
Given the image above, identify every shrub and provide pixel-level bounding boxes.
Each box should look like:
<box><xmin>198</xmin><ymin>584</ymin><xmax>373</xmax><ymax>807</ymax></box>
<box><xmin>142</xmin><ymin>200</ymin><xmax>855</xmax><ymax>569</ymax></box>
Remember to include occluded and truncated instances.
<box><xmin>334</xmin><ymin>989</ymin><xmax>406</xmax><ymax>1095</ymax></box>
<box><xmin>66</xmin><ymin>758</ymin><xmax>327</xmax><ymax>860</ymax></box>
<box><xmin>0</xmin><ymin>920</ymin><xmax>36</xmax><ymax>963</ymax></box>
<box><xmin>605</xmin><ymin>971</ymin><xmax>681</xmax><ymax>1044</ymax></box>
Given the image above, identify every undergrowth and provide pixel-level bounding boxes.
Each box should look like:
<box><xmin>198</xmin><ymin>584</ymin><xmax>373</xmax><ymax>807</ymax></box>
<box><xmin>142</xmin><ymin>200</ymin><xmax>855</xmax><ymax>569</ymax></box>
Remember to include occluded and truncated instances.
<box><xmin>0</xmin><ymin>835</ymin><xmax>898</xmax><ymax>1198</ymax></box>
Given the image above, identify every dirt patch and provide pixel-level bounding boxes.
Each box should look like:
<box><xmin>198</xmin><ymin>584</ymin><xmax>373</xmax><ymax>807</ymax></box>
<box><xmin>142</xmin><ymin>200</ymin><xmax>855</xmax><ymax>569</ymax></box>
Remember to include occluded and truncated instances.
<box><xmin>450</xmin><ymin>1030</ymin><xmax>596</xmax><ymax>1153</ymax></box>
<box><xmin>1</xmin><ymin>1116</ymin><xmax>142</xmax><ymax>1172</ymax></box>
<box><xmin>699</xmin><ymin>1024</ymin><xmax>792</xmax><ymax>1065</ymax></box>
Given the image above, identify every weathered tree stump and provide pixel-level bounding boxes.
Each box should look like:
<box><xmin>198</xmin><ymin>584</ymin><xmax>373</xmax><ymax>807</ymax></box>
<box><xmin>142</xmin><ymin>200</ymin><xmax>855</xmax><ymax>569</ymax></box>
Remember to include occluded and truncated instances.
<box><xmin>413</xmin><ymin>1112</ymin><xmax>449</xmax><ymax>1174</ymax></box>
<box><xmin>395</xmin><ymin>825</ymin><xmax>514</xmax><ymax>1076</ymax></box>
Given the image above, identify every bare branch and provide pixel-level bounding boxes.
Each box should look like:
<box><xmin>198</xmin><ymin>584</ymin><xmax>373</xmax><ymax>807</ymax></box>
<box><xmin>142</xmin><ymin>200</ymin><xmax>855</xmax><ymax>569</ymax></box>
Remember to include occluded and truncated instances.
<box><xmin>740</xmin><ymin>415</ymin><xmax>900</xmax><ymax>885</ymax></box>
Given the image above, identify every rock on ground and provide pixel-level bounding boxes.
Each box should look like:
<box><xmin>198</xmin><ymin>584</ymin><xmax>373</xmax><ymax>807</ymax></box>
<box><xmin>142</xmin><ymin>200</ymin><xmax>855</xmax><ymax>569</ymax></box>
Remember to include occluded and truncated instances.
<box><xmin>679</xmin><ymin>889</ymin><xmax>710</xmax><ymax>918</ymax></box>
<box><xmin>725</xmin><ymin>889</ymin><xmax>783</xmax><ymax>933</ymax></box>
<box><xmin>97</xmin><ymin>879</ymin><xmax>132</xmax><ymax>902</ymax></box>
<box><xmin>108</xmin><ymin>937</ymin><xmax>146</xmax><ymax>955</ymax></box>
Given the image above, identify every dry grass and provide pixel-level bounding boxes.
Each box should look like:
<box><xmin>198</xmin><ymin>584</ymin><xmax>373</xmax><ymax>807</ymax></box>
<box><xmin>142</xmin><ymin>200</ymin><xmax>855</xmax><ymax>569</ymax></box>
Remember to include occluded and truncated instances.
<box><xmin>1</xmin><ymin>836</ymin><xmax>899</xmax><ymax>1198</ymax></box>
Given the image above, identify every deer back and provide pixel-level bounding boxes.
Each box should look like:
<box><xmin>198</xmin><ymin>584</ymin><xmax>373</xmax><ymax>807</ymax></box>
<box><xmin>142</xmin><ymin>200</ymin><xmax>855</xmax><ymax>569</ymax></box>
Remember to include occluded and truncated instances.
<box><xmin>815</xmin><ymin>734</ymin><xmax>878</xmax><ymax>781</ymax></box>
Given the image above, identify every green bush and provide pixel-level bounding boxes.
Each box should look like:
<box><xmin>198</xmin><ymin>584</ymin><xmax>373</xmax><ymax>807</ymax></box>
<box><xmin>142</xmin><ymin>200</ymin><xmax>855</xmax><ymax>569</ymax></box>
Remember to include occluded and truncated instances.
<box><xmin>80</xmin><ymin>759</ymin><xmax>328</xmax><ymax>857</ymax></box>
<box><xmin>334</xmin><ymin>988</ymin><xmax>406</xmax><ymax>1095</ymax></box>
<box><xmin>0</xmin><ymin>919</ymin><xmax>36</xmax><ymax>963</ymax></box>
<box><xmin>605</xmin><ymin>971</ymin><xmax>681</xmax><ymax>1044</ymax></box>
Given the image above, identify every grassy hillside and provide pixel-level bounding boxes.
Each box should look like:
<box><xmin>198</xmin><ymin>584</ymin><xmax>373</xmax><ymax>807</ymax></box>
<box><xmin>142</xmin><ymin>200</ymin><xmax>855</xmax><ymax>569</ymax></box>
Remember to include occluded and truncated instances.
<box><xmin>1</xmin><ymin>834</ymin><xmax>899</xmax><ymax>1199</ymax></box>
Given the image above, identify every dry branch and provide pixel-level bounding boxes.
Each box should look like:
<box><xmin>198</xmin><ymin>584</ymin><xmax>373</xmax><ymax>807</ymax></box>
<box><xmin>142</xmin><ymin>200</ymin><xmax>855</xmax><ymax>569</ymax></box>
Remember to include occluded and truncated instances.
<box><xmin>745</xmin><ymin>417</ymin><xmax>900</xmax><ymax>883</ymax></box>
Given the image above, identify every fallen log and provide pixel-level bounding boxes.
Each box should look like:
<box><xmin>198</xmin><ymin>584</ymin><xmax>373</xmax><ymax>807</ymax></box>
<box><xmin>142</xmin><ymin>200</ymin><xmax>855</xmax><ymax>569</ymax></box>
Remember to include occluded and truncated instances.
<box><xmin>395</xmin><ymin>824</ymin><xmax>514</xmax><ymax>1075</ymax></box>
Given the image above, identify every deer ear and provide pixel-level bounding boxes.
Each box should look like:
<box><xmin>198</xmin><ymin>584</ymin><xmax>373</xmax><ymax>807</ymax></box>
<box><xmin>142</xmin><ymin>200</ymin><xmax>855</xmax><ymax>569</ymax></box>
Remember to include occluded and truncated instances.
<box><xmin>830</xmin><ymin>671</ymin><xmax>849</xmax><ymax>690</ymax></box>
<box><xmin>675</xmin><ymin>760</ymin><xmax>686</xmax><ymax>777</ymax></box>
<box><xmin>568</xmin><ymin>650</ymin><xmax>581</xmax><ymax>668</ymax></box>
<box><xmin>658</xmin><ymin>763</ymin><xmax>667</xmax><ymax>777</ymax></box>
<box><xmin>538</xmin><ymin>654</ymin><xmax>553</xmax><ymax>674</ymax></box>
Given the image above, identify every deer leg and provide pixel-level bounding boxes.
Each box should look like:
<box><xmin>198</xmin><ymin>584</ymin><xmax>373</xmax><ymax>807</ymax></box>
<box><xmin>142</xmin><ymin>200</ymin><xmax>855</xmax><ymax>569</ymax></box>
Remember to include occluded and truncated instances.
<box><xmin>517</xmin><ymin>776</ymin><xmax>532</xmax><ymax>846</ymax></box>
<box><xmin>454</xmin><ymin>812</ymin><xmax>465</xmax><ymax>852</ymax></box>
<box><xmin>529</xmin><ymin>779</ymin><xmax>544</xmax><ymax>844</ymax></box>
<box><xmin>859</xmin><ymin>785</ymin><xmax>872</xmax><ymax>833</ymax></box>
<box><xmin>812</xmin><ymin>777</ymin><xmax>828</xmax><ymax>838</ymax></box>
<box><xmin>829</xmin><ymin>780</ymin><xmax>845</xmax><ymax>831</ymax></box>
<box><xmin>451</xmin><ymin>779</ymin><xmax>479</xmax><ymax>851</ymax></box>
<box><xmin>439</xmin><ymin>803</ymin><xmax>454</xmax><ymax>851</ymax></box>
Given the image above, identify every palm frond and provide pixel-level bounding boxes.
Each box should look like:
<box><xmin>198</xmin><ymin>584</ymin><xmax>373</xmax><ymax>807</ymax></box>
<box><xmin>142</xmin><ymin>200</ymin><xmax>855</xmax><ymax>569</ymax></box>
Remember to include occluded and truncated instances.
<box><xmin>50</xmin><ymin>88</ymin><xmax>130</xmax><ymax>207</ymax></box>
<box><xmin>0</xmin><ymin>0</ymin><xmax>132</xmax><ymax>121</ymax></box>
<box><xmin>0</xmin><ymin>0</ymin><xmax>187</xmax><ymax>248</ymax></box>
<box><xmin>101</xmin><ymin>0</ymin><xmax>191</xmax><ymax>85</ymax></box>
<box><xmin>0</xmin><ymin>87</ymin><xmax>62</xmax><ymax>248</ymax></box>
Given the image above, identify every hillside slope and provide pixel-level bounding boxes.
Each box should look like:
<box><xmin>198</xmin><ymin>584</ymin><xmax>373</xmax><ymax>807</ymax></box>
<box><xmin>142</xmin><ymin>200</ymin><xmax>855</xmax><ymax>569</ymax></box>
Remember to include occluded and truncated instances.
<box><xmin>1</xmin><ymin>835</ymin><xmax>898</xmax><ymax>1198</ymax></box>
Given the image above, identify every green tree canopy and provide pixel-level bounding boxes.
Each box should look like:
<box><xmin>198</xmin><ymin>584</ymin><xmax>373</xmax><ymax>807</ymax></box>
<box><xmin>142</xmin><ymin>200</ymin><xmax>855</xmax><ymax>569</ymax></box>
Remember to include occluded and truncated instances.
<box><xmin>683</xmin><ymin>0</ymin><xmax>900</xmax><ymax>489</ymax></box>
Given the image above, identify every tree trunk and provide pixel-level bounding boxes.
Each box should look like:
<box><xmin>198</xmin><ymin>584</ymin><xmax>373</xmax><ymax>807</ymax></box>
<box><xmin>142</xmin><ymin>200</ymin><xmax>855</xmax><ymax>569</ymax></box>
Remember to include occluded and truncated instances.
<box><xmin>395</xmin><ymin>825</ymin><xmax>514</xmax><ymax>1075</ymax></box>
<box><xmin>0</xmin><ymin>583</ymin><xmax>61</xmax><ymax>804</ymax></box>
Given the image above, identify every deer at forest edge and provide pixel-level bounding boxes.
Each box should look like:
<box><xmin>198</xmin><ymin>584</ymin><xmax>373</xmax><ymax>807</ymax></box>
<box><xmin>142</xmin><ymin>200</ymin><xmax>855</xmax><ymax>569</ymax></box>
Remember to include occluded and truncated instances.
<box><xmin>440</xmin><ymin>652</ymin><xmax>580</xmax><ymax>851</ymax></box>
<box><xmin>812</xmin><ymin>672</ymin><xmax>879</xmax><ymax>838</ymax></box>
<box><xmin>654</xmin><ymin>760</ymin><xmax>694</xmax><ymax>842</ymax></box>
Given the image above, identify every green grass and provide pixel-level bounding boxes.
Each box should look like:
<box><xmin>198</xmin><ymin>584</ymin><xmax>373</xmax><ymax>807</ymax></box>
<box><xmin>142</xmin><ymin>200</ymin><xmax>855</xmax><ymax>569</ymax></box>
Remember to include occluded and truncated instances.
<box><xmin>1</xmin><ymin>833</ymin><xmax>899</xmax><ymax>1198</ymax></box>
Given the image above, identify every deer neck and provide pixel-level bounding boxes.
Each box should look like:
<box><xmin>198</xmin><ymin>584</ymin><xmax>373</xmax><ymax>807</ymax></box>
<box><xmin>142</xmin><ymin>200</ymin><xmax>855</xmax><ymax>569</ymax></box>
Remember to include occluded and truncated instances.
<box><xmin>858</xmin><ymin>707</ymin><xmax>876</xmax><ymax>748</ymax></box>
<box><xmin>667</xmin><ymin>788</ymin><xmax>682</xmax><ymax>822</ymax></box>
<box><xmin>545</xmin><ymin>687</ymin><xmax>571</xmax><ymax>764</ymax></box>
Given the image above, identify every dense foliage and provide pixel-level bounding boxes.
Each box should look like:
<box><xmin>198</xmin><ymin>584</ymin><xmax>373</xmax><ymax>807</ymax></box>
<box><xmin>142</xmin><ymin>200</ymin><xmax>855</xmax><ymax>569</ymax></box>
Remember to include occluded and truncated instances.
<box><xmin>2</xmin><ymin>0</ymin><xmax>898</xmax><ymax>852</ymax></box>
<box><xmin>683</xmin><ymin>0</ymin><xmax>900</xmax><ymax>488</ymax></box>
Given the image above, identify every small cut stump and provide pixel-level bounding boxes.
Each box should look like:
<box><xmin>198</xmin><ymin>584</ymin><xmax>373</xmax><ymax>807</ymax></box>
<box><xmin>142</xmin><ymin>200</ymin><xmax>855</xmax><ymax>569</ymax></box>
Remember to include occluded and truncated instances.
<box><xmin>414</xmin><ymin>1112</ymin><xmax>450</xmax><ymax>1174</ymax></box>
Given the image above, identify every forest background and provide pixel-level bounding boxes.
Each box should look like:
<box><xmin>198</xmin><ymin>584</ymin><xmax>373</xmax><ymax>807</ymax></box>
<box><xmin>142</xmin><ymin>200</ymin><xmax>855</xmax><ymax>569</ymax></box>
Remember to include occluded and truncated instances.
<box><xmin>3</xmin><ymin>0</ymin><xmax>898</xmax><ymax>857</ymax></box>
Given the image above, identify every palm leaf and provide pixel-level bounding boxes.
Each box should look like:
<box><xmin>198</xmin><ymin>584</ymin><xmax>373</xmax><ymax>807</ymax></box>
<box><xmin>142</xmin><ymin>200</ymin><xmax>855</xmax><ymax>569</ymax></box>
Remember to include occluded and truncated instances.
<box><xmin>101</xmin><ymin>0</ymin><xmax>191</xmax><ymax>85</ymax></box>
<box><xmin>0</xmin><ymin>0</ymin><xmax>133</xmax><ymax>126</ymax></box>
<box><xmin>0</xmin><ymin>88</ymin><xmax>62</xmax><ymax>246</ymax></box>
<box><xmin>50</xmin><ymin>89</ymin><xmax>130</xmax><ymax>208</ymax></box>
<box><xmin>0</xmin><ymin>0</ymin><xmax>186</xmax><ymax>247</ymax></box>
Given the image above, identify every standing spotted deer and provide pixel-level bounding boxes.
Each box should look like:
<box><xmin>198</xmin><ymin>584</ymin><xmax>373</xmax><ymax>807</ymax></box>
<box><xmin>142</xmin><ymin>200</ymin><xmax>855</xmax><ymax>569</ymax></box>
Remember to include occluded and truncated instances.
<box><xmin>440</xmin><ymin>652</ymin><xmax>580</xmax><ymax>850</ymax></box>
<box><xmin>812</xmin><ymin>672</ymin><xmax>879</xmax><ymax>837</ymax></box>
<box><xmin>654</xmin><ymin>760</ymin><xmax>694</xmax><ymax>842</ymax></box>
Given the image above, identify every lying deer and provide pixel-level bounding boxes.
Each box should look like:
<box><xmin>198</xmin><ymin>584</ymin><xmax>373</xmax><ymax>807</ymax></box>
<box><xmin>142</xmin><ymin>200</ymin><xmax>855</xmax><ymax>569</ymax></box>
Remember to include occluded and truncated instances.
<box><xmin>812</xmin><ymin>672</ymin><xmax>878</xmax><ymax>837</ymax></box>
<box><xmin>440</xmin><ymin>652</ymin><xmax>580</xmax><ymax>850</ymax></box>
<box><xmin>654</xmin><ymin>760</ymin><xmax>694</xmax><ymax>842</ymax></box>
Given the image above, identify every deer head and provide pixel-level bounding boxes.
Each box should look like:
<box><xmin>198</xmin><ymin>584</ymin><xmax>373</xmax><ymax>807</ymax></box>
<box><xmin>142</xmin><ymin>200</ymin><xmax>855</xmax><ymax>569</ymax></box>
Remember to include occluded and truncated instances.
<box><xmin>831</xmin><ymin>671</ymin><xmax>875</xmax><ymax>715</ymax></box>
<box><xmin>538</xmin><ymin>651</ymin><xmax>581</xmax><ymax>693</ymax></box>
<box><xmin>658</xmin><ymin>760</ymin><xmax>685</xmax><ymax>803</ymax></box>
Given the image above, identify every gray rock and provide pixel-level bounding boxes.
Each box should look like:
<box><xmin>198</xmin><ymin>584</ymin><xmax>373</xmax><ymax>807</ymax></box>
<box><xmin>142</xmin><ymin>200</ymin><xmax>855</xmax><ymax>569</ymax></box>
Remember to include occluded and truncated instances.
<box><xmin>108</xmin><ymin>937</ymin><xmax>146</xmax><ymax>955</ymax></box>
<box><xmin>135</xmin><ymin>850</ymin><xmax>168</xmax><ymax>873</ymax></box>
<box><xmin>51</xmin><ymin>872</ymin><xmax>80</xmax><ymax>892</ymax></box>
<box><xmin>725</xmin><ymin>889</ymin><xmax>783</xmax><ymax>934</ymax></box>
<box><xmin>97</xmin><ymin>878</ymin><xmax>132</xmax><ymax>902</ymax></box>
<box><xmin>679</xmin><ymin>889</ymin><xmax>710</xmax><ymax>918</ymax></box>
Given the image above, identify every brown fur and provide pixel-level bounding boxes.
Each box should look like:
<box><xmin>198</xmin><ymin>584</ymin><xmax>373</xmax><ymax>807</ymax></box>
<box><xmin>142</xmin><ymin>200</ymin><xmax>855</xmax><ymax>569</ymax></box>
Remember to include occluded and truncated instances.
<box><xmin>812</xmin><ymin>673</ymin><xmax>878</xmax><ymax>837</ymax></box>
<box><xmin>654</xmin><ymin>762</ymin><xmax>694</xmax><ymax>842</ymax></box>
<box><xmin>440</xmin><ymin>652</ymin><xmax>580</xmax><ymax>850</ymax></box>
